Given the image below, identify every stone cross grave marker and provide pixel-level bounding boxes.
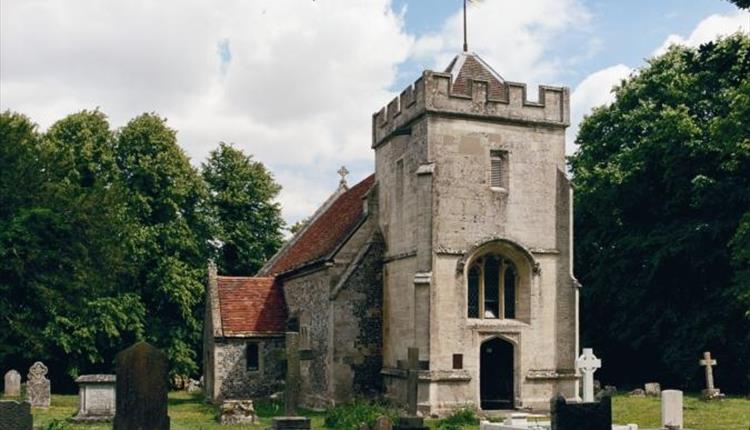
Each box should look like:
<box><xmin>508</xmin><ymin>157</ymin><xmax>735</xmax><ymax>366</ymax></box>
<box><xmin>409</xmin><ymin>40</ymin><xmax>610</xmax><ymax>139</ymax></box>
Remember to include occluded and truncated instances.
<box><xmin>271</xmin><ymin>331</ymin><xmax>313</xmax><ymax>430</ymax></box>
<box><xmin>699</xmin><ymin>351</ymin><xmax>722</xmax><ymax>399</ymax></box>
<box><xmin>394</xmin><ymin>347</ymin><xmax>427</xmax><ymax>430</ymax></box>
<box><xmin>3</xmin><ymin>370</ymin><xmax>21</xmax><ymax>397</ymax></box>
<box><xmin>576</xmin><ymin>348</ymin><xmax>601</xmax><ymax>403</ymax></box>
<box><xmin>26</xmin><ymin>362</ymin><xmax>50</xmax><ymax>408</ymax></box>
<box><xmin>113</xmin><ymin>341</ymin><xmax>169</xmax><ymax>430</ymax></box>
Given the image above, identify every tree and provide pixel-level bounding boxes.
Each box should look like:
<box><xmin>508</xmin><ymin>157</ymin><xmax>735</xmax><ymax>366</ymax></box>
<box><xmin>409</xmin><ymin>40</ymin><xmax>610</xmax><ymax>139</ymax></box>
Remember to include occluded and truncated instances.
<box><xmin>570</xmin><ymin>33</ymin><xmax>750</xmax><ymax>392</ymax></box>
<box><xmin>202</xmin><ymin>143</ymin><xmax>284</xmax><ymax>275</ymax></box>
<box><xmin>0</xmin><ymin>110</ymin><xmax>144</xmax><ymax>385</ymax></box>
<box><xmin>727</xmin><ymin>0</ymin><xmax>750</xmax><ymax>9</ymax></box>
<box><xmin>288</xmin><ymin>217</ymin><xmax>310</xmax><ymax>235</ymax></box>
<box><xmin>115</xmin><ymin>113</ymin><xmax>211</xmax><ymax>377</ymax></box>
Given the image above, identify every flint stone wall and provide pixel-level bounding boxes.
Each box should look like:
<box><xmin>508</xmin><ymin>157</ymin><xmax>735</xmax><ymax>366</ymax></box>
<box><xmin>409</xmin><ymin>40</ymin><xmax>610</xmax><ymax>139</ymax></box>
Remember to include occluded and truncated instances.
<box><xmin>214</xmin><ymin>337</ymin><xmax>285</xmax><ymax>400</ymax></box>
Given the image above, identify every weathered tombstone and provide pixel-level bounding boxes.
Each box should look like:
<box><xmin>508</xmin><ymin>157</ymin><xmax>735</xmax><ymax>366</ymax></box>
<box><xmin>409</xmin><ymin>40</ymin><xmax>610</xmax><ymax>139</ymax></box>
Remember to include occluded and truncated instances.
<box><xmin>661</xmin><ymin>390</ymin><xmax>683</xmax><ymax>429</ymax></box>
<box><xmin>550</xmin><ymin>393</ymin><xmax>611</xmax><ymax>430</ymax></box>
<box><xmin>113</xmin><ymin>341</ymin><xmax>170</xmax><ymax>430</ymax></box>
<box><xmin>575</xmin><ymin>348</ymin><xmax>601</xmax><ymax>403</ymax></box>
<box><xmin>374</xmin><ymin>415</ymin><xmax>394</xmax><ymax>430</ymax></box>
<box><xmin>0</xmin><ymin>400</ymin><xmax>33</xmax><ymax>430</ymax></box>
<box><xmin>394</xmin><ymin>347</ymin><xmax>428</xmax><ymax>430</ymax></box>
<box><xmin>219</xmin><ymin>400</ymin><xmax>256</xmax><ymax>424</ymax></box>
<box><xmin>26</xmin><ymin>362</ymin><xmax>50</xmax><ymax>408</ymax></box>
<box><xmin>270</xmin><ymin>332</ymin><xmax>312</xmax><ymax>430</ymax></box>
<box><xmin>644</xmin><ymin>382</ymin><xmax>661</xmax><ymax>397</ymax></box>
<box><xmin>699</xmin><ymin>351</ymin><xmax>723</xmax><ymax>400</ymax></box>
<box><xmin>3</xmin><ymin>371</ymin><xmax>21</xmax><ymax>397</ymax></box>
<box><xmin>72</xmin><ymin>374</ymin><xmax>116</xmax><ymax>422</ymax></box>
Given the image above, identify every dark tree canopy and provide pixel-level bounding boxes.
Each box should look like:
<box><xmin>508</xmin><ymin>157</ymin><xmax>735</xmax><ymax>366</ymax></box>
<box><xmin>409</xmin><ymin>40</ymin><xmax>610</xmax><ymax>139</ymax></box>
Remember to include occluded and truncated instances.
<box><xmin>571</xmin><ymin>33</ymin><xmax>750</xmax><ymax>393</ymax></box>
<box><xmin>727</xmin><ymin>0</ymin><xmax>750</xmax><ymax>9</ymax></box>
<box><xmin>202</xmin><ymin>142</ymin><xmax>284</xmax><ymax>275</ymax></box>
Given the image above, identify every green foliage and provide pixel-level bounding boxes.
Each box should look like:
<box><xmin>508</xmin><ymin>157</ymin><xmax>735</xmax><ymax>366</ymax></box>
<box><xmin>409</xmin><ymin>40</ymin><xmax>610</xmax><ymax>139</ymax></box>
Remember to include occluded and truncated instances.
<box><xmin>202</xmin><ymin>142</ymin><xmax>284</xmax><ymax>275</ymax></box>
<box><xmin>43</xmin><ymin>419</ymin><xmax>71</xmax><ymax>430</ymax></box>
<box><xmin>726</xmin><ymin>0</ymin><xmax>750</xmax><ymax>9</ymax></box>
<box><xmin>288</xmin><ymin>216</ymin><xmax>311</xmax><ymax>235</ymax></box>
<box><xmin>570</xmin><ymin>33</ymin><xmax>750</xmax><ymax>392</ymax></box>
<box><xmin>437</xmin><ymin>408</ymin><xmax>478</xmax><ymax>430</ymax></box>
<box><xmin>324</xmin><ymin>399</ymin><xmax>398</xmax><ymax>430</ymax></box>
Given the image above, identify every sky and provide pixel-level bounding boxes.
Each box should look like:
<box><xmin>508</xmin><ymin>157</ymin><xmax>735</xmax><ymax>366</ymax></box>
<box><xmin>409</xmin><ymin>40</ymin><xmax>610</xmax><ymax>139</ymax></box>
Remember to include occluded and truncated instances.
<box><xmin>1</xmin><ymin>0</ymin><xmax>748</xmax><ymax>226</ymax></box>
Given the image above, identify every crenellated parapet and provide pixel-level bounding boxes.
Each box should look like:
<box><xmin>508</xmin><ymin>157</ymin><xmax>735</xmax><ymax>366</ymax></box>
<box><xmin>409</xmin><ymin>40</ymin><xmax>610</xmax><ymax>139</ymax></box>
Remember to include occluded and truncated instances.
<box><xmin>373</xmin><ymin>70</ymin><xmax>570</xmax><ymax>147</ymax></box>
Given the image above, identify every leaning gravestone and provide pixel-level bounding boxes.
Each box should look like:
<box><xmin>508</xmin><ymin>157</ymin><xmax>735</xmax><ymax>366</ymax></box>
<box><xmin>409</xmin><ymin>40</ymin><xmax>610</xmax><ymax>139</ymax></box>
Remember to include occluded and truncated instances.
<box><xmin>0</xmin><ymin>400</ymin><xmax>33</xmax><ymax>430</ymax></box>
<box><xmin>550</xmin><ymin>394</ymin><xmax>611</xmax><ymax>430</ymax></box>
<box><xmin>3</xmin><ymin>370</ymin><xmax>21</xmax><ymax>397</ymax></box>
<box><xmin>113</xmin><ymin>342</ymin><xmax>170</xmax><ymax>430</ymax></box>
<box><xmin>73</xmin><ymin>374</ymin><xmax>116</xmax><ymax>422</ymax></box>
<box><xmin>26</xmin><ymin>362</ymin><xmax>50</xmax><ymax>408</ymax></box>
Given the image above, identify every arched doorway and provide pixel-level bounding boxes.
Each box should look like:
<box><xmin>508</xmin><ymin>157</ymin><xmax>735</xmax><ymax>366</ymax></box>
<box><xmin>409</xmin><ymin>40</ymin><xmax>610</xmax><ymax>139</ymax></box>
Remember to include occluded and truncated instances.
<box><xmin>480</xmin><ymin>337</ymin><xmax>514</xmax><ymax>410</ymax></box>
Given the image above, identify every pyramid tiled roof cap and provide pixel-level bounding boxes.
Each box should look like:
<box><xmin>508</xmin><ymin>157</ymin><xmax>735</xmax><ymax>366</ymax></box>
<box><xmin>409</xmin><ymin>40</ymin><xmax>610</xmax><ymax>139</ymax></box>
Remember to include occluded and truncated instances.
<box><xmin>444</xmin><ymin>52</ymin><xmax>507</xmax><ymax>100</ymax></box>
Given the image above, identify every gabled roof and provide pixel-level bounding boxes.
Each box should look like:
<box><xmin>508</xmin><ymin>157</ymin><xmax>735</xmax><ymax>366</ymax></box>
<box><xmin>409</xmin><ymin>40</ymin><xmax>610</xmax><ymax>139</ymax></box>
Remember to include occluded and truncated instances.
<box><xmin>260</xmin><ymin>174</ymin><xmax>376</xmax><ymax>276</ymax></box>
<box><xmin>216</xmin><ymin>276</ymin><xmax>286</xmax><ymax>335</ymax></box>
<box><xmin>444</xmin><ymin>52</ymin><xmax>506</xmax><ymax>100</ymax></box>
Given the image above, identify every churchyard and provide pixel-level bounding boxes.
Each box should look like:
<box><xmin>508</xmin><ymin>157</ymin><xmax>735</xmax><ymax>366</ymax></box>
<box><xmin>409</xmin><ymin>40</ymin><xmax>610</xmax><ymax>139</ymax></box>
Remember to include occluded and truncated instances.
<box><xmin>2</xmin><ymin>392</ymin><xmax>745</xmax><ymax>430</ymax></box>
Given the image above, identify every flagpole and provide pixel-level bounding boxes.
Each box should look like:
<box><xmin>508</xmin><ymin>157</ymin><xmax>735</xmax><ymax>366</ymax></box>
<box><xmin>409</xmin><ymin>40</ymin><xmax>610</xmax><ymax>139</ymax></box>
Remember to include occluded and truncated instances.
<box><xmin>463</xmin><ymin>0</ymin><xmax>468</xmax><ymax>52</ymax></box>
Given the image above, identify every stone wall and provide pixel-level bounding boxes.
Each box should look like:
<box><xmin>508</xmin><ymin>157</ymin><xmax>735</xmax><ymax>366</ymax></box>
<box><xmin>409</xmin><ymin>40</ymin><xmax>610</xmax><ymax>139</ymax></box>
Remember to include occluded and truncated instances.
<box><xmin>213</xmin><ymin>337</ymin><xmax>285</xmax><ymax>400</ymax></box>
<box><xmin>331</xmin><ymin>234</ymin><xmax>385</xmax><ymax>399</ymax></box>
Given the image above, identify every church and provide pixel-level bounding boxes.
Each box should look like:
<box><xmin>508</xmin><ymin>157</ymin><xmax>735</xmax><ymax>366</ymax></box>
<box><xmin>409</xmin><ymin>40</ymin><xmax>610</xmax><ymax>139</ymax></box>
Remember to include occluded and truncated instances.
<box><xmin>203</xmin><ymin>49</ymin><xmax>580</xmax><ymax>413</ymax></box>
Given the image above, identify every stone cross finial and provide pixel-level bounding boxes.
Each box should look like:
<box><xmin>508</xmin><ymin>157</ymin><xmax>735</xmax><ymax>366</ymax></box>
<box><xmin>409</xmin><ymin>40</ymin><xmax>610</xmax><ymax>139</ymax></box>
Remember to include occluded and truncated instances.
<box><xmin>337</xmin><ymin>166</ymin><xmax>349</xmax><ymax>188</ymax></box>
<box><xmin>576</xmin><ymin>348</ymin><xmax>601</xmax><ymax>403</ymax></box>
<box><xmin>699</xmin><ymin>351</ymin><xmax>716</xmax><ymax>390</ymax></box>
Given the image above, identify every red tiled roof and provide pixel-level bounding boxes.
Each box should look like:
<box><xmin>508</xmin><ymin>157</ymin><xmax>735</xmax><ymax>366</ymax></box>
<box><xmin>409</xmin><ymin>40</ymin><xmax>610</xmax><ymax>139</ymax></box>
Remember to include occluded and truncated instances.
<box><xmin>265</xmin><ymin>174</ymin><xmax>375</xmax><ymax>275</ymax></box>
<box><xmin>217</xmin><ymin>276</ymin><xmax>286</xmax><ymax>335</ymax></box>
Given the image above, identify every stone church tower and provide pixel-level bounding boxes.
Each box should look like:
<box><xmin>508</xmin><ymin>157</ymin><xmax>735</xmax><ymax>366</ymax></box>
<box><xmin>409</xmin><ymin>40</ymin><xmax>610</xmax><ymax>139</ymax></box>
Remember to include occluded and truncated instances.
<box><xmin>204</xmin><ymin>51</ymin><xmax>579</xmax><ymax>414</ymax></box>
<box><xmin>374</xmin><ymin>52</ymin><xmax>578</xmax><ymax>412</ymax></box>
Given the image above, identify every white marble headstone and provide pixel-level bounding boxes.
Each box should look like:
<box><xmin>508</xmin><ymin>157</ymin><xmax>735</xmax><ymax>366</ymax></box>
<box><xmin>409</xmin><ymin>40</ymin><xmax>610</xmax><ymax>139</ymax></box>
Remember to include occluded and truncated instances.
<box><xmin>661</xmin><ymin>389</ymin><xmax>683</xmax><ymax>429</ymax></box>
<box><xmin>3</xmin><ymin>370</ymin><xmax>21</xmax><ymax>397</ymax></box>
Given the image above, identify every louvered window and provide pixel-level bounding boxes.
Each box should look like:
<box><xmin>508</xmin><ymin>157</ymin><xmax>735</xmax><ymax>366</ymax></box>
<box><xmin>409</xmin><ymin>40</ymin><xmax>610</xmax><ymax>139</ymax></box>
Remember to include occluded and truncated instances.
<box><xmin>490</xmin><ymin>150</ymin><xmax>507</xmax><ymax>190</ymax></box>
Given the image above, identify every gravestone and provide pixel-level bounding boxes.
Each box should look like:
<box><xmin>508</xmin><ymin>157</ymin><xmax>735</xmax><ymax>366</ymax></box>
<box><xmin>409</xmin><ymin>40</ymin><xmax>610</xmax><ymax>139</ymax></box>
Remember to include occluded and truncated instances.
<box><xmin>550</xmin><ymin>393</ymin><xmax>611</xmax><ymax>430</ymax></box>
<box><xmin>699</xmin><ymin>351</ymin><xmax>723</xmax><ymax>400</ymax></box>
<box><xmin>374</xmin><ymin>415</ymin><xmax>394</xmax><ymax>430</ymax></box>
<box><xmin>270</xmin><ymin>332</ymin><xmax>312</xmax><ymax>430</ymax></box>
<box><xmin>0</xmin><ymin>400</ymin><xmax>33</xmax><ymax>430</ymax></box>
<box><xmin>219</xmin><ymin>400</ymin><xmax>256</xmax><ymax>424</ymax></box>
<box><xmin>394</xmin><ymin>348</ymin><xmax>428</xmax><ymax>430</ymax></box>
<box><xmin>113</xmin><ymin>341</ymin><xmax>170</xmax><ymax>430</ymax></box>
<box><xmin>26</xmin><ymin>362</ymin><xmax>50</xmax><ymax>408</ymax></box>
<box><xmin>575</xmin><ymin>348</ymin><xmax>601</xmax><ymax>402</ymax></box>
<box><xmin>644</xmin><ymin>382</ymin><xmax>661</xmax><ymax>397</ymax></box>
<box><xmin>661</xmin><ymin>390</ymin><xmax>683</xmax><ymax>429</ymax></box>
<box><xmin>3</xmin><ymin>370</ymin><xmax>21</xmax><ymax>397</ymax></box>
<box><xmin>72</xmin><ymin>374</ymin><xmax>116</xmax><ymax>422</ymax></box>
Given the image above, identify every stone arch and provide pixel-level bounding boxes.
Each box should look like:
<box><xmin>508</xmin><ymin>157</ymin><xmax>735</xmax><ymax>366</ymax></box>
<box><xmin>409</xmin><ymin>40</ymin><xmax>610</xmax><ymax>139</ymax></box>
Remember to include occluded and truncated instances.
<box><xmin>456</xmin><ymin>236</ymin><xmax>539</xmax><ymax>275</ymax></box>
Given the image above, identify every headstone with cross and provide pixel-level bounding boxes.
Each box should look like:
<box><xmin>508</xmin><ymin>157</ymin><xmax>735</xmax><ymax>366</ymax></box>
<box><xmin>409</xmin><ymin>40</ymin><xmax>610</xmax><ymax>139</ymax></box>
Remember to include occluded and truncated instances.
<box><xmin>699</xmin><ymin>351</ymin><xmax>723</xmax><ymax>400</ymax></box>
<box><xmin>394</xmin><ymin>347</ymin><xmax>428</xmax><ymax>430</ymax></box>
<box><xmin>576</xmin><ymin>348</ymin><xmax>601</xmax><ymax>403</ymax></box>
<box><xmin>337</xmin><ymin>166</ymin><xmax>349</xmax><ymax>189</ymax></box>
<box><xmin>271</xmin><ymin>331</ymin><xmax>313</xmax><ymax>430</ymax></box>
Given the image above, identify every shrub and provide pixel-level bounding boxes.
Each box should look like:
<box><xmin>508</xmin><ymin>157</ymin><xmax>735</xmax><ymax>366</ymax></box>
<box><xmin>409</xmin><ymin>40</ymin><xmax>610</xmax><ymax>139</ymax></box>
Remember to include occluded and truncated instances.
<box><xmin>438</xmin><ymin>408</ymin><xmax>478</xmax><ymax>430</ymax></box>
<box><xmin>324</xmin><ymin>399</ymin><xmax>398</xmax><ymax>430</ymax></box>
<box><xmin>43</xmin><ymin>420</ymin><xmax>70</xmax><ymax>430</ymax></box>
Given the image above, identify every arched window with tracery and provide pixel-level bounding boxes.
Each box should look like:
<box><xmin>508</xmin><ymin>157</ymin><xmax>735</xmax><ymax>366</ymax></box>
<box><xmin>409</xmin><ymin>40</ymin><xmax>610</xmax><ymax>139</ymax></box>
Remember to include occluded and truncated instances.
<box><xmin>467</xmin><ymin>254</ymin><xmax>517</xmax><ymax>319</ymax></box>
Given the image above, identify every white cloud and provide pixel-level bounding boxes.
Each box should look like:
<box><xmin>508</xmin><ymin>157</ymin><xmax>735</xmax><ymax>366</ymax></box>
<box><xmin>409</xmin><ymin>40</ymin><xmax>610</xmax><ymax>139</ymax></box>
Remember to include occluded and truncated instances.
<box><xmin>654</xmin><ymin>9</ymin><xmax>750</xmax><ymax>56</ymax></box>
<box><xmin>567</xmin><ymin>64</ymin><xmax>632</xmax><ymax>154</ymax></box>
<box><xmin>409</xmin><ymin>0</ymin><xmax>592</xmax><ymax>86</ymax></box>
<box><xmin>0</xmin><ymin>0</ymin><xmax>411</xmax><ymax>224</ymax></box>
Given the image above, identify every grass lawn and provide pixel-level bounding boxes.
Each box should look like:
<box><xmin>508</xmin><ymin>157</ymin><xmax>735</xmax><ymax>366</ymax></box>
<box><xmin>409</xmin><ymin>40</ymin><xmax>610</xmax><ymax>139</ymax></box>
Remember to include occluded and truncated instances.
<box><xmin>10</xmin><ymin>391</ymin><xmax>749</xmax><ymax>430</ymax></box>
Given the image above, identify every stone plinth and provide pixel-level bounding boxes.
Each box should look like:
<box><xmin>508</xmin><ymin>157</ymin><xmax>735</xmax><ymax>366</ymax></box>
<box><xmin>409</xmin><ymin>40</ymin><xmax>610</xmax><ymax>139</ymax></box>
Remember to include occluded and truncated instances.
<box><xmin>270</xmin><ymin>416</ymin><xmax>311</xmax><ymax>429</ymax></box>
<box><xmin>72</xmin><ymin>374</ymin><xmax>116</xmax><ymax>422</ymax></box>
<box><xmin>0</xmin><ymin>400</ymin><xmax>33</xmax><ymax>430</ymax></box>
<box><xmin>661</xmin><ymin>390</ymin><xmax>683</xmax><ymax>429</ymax></box>
<box><xmin>219</xmin><ymin>400</ymin><xmax>256</xmax><ymax>424</ymax></box>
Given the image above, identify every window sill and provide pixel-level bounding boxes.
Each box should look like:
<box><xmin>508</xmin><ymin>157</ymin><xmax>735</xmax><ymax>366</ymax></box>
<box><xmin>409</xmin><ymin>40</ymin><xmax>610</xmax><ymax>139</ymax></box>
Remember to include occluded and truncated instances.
<box><xmin>465</xmin><ymin>318</ymin><xmax>529</xmax><ymax>330</ymax></box>
<box><xmin>490</xmin><ymin>186</ymin><xmax>508</xmax><ymax>195</ymax></box>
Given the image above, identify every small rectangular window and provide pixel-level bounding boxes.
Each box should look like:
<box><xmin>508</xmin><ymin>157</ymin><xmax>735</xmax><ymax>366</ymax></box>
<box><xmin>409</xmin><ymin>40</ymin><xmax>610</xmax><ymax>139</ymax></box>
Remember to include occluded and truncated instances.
<box><xmin>246</xmin><ymin>342</ymin><xmax>259</xmax><ymax>372</ymax></box>
<box><xmin>490</xmin><ymin>150</ymin><xmax>508</xmax><ymax>190</ymax></box>
<box><xmin>453</xmin><ymin>354</ymin><xmax>463</xmax><ymax>370</ymax></box>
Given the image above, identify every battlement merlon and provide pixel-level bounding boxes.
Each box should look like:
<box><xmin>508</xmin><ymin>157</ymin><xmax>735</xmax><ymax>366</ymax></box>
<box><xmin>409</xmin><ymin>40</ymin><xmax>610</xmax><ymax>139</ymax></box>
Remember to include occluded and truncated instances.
<box><xmin>372</xmin><ymin>70</ymin><xmax>570</xmax><ymax>148</ymax></box>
